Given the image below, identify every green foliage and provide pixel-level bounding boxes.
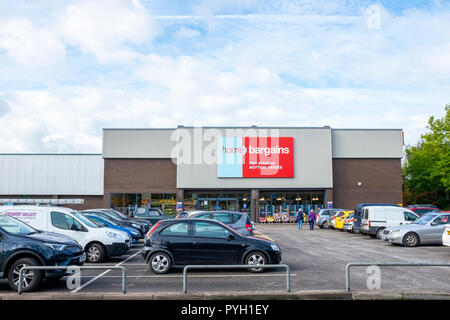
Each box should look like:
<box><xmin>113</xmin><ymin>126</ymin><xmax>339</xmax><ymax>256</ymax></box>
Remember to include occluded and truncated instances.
<box><xmin>403</xmin><ymin>105</ymin><xmax>450</xmax><ymax>209</ymax></box>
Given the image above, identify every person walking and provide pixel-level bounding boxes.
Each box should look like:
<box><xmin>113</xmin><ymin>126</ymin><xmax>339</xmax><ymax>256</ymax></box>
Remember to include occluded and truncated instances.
<box><xmin>308</xmin><ymin>209</ymin><xmax>316</xmax><ymax>230</ymax></box>
<box><xmin>297</xmin><ymin>208</ymin><xmax>303</xmax><ymax>230</ymax></box>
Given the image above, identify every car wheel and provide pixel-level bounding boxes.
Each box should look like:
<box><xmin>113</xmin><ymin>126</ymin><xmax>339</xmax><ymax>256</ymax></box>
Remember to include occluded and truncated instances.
<box><xmin>7</xmin><ymin>258</ymin><xmax>44</xmax><ymax>292</ymax></box>
<box><xmin>403</xmin><ymin>232</ymin><xmax>420</xmax><ymax>247</ymax></box>
<box><xmin>376</xmin><ymin>228</ymin><xmax>385</xmax><ymax>239</ymax></box>
<box><xmin>86</xmin><ymin>243</ymin><xmax>106</xmax><ymax>263</ymax></box>
<box><xmin>322</xmin><ymin>222</ymin><xmax>328</xmax><ymax>229</ymax></box>
<box><xmin>245</xmin><ymin>251</ymin><xmax>267</xmax><ymax>273</ymax></box>
<box><xmin>149</xmin><ymin>252</ymin><xmax>171</xmax><ymax>274</ymax></box>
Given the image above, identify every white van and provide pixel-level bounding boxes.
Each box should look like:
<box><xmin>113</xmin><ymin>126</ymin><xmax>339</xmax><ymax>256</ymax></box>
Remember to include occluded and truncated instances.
<box><xmin>360</xmin><ymin>206</ymin><xmax>419</xmax><ymax>239</ymax></box>
<box><xmin>0</xmin><ymin>205</ymin><xmax>131</xmax><ymax>263</ymax></box>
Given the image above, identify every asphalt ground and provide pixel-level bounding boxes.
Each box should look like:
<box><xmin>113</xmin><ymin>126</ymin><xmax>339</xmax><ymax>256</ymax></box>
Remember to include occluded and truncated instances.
<box><xmin>1</xmin><ymin>224</ymin><xmax>450</xmax><ymax>295</ymax></box>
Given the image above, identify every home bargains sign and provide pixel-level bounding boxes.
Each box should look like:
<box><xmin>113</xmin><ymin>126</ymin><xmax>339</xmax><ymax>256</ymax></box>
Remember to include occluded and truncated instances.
<box><xmin>218</xmin><ymin>137</ymin><xmax>294</xmax><ymax>178</ymax></box>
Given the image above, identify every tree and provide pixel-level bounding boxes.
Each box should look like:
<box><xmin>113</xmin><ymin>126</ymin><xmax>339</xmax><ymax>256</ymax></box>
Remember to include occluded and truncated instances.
<box><xmin>403</xmin><ymin>105</ymin><xmax>450</xmax><ymax>209</ymax></box>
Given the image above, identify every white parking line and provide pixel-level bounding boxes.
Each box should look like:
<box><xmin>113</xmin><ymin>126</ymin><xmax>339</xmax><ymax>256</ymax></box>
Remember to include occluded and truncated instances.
<box><xmin>71</xmin><ymin>251</ymin><xmax>141</xmax><ymax>293</ymax></box>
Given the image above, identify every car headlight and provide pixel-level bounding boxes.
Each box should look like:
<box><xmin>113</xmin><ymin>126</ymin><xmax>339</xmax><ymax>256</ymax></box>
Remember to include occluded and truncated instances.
<box><xmin>390</xmin><ymin>230</ymin><xmax>400</xmax><ymax>237</ymax></box>
<box><xmin>44</xmin><ymin>243</ymin><xmax>66</xmax><ymax>251</ymax></box>
<box><xmin>132</xmin><ymin>223</ymin><xmax>140</xmax><ymax>228</ymax></box>
<box><xmin>270</xmin><ymin>244</ymin><xmax>280</xmax><ymax>251</ymax></box>
<box><xmin>105</xmin><ymin>231</ymin><xmax>120</xmax><ymax>239</ymax></box>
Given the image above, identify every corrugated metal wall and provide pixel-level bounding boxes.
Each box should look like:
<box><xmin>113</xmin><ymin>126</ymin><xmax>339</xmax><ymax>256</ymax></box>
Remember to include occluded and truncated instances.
<box><xmin>0</xmin><ymin>154</ymin><xmax>104</xmax><ymax>195</ymax></box>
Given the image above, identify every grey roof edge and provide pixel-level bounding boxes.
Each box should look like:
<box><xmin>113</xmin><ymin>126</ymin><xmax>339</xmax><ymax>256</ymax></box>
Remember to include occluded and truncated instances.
<box><xmin>0</xmin><ymin>153</ymin><xmax>102</xmax><ymax>156</ymax></box>
<box><xmin>103</xmin><ymin>127</ymin><xmax>403</xmax><ymax>131</ymax></box>
<box><xmin>331</xmin><ymin>128</ymin><xmax>403</xmax><ymax>131</ymax></box>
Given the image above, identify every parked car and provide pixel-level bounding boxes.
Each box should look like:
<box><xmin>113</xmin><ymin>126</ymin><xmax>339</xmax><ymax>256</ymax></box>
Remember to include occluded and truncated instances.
<box><xmin>83</xmin><ymin>209</ymin><xmax>150</xmax><ymax>236</ymax></box>
<box><xmin>315</xmin><ymin>209</ymin><xmax>344</xmax><ymax>229</ymax></box>
<box><xmin>407</xmin><ymin>204</ymin><xmax>438</xmax><ymax>209</ymax></box>
<box><xmin>184</xmin><ymin>211</ymin><xmax>255</xmax><ymax>236</ymax></box>
<box><xmin>329</xmin><ymin>211</ymin><xmax>346</xmax><ymax>229</ymax></box>
<box><xmin>335</xmin><ymin>211</ymin><xmax>353</xmax><ymax>231</ymax></box>
<box><xmin>81</xmin><ymin>213</ymin><xmax>141</xmax><ymax>244</ymax></box>
<box><xmin>0</xmin><ymin>205</ymin><xmax>131</xmax><ymax>263</ymax></box>
<box><xmin>342</xmin><ymin>213</ymin><xmax>355</xmax><ymax>232</ymax></box>
<box><xmin>132</xmin><ymin>207</ymin><xmax>172</xmax><ymax>225</ymax></box>
<box><xmin>408</xmin><ymin>207</ymin><xmax>441</xmax><ymax>217</ymax></box>
<box><xmin>382</xmin><ymin>212</ymin><xmax>450</xmax><ymax>247</ymax></box>
<box><xmin>360</xmin><ymin>206</ymin><xmax>419</xmax><ymax>239</ymax></box>
<box><xmin>141</xmin><ymin>218</ymin><xmax>281</xmax><ymax>274</ymax></box>
<box><xmin>354</xmin><ymin>203</ymin><xmax>400</xmax><ymax>234</ymax></box>
<box><xmin>0</xmin><ymin>214</ymin><xmax>85</xmax><ymax>291</ymax></box>
<box><xmin>442</xmin><ymin>214</ymin><xmax>450</xmax><ymax>246</ymax></box>
<box><xmin>175</xmin><ymin>210</ymin><xmax>203</xmax><ymax>219</ymax></box>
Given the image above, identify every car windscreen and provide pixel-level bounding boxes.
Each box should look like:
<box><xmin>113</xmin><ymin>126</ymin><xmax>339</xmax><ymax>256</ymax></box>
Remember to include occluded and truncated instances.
<box><xmin>0</xmin><ymin>215</ymin><xmax>38</xmax><ymax>235</ymax></box>
<box><xmin>72</xmin><ymin>211</ymin><xmax>99</xmax><ymax>228</ymax></box>
<box><xmin>107</xmin><ymin>209</ymin><xmax>128</xmax><ymax>219</ymax></box>
<box><xmin>413</xmin><ymin>214</ymin><xmax>438</xmax><ymax>225</ymax></box>
<box><xmin>92</xmin><ymin>215</ymin><xmax>118</xmax><ymax>226</ymax></box>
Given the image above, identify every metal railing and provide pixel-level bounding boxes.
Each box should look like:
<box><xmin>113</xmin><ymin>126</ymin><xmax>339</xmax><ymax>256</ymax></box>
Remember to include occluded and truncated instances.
<box><xmin>17</xmin><ymin>265</ymin><xmax>127</xmax><ymax>294</ymax></box>
<box><xmin>345</xmin><ymin>262</ymin><xmax>450</xmax><ymax>292</ymax></box>
<box><xmin>183</xmin><ymin>264</ymin><xmax>290</xmax><ymax>293</ymax></box>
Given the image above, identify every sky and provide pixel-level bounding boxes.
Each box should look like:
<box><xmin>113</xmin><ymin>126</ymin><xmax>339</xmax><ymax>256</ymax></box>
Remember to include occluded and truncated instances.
<box><xmin>0</xmin><ymin>0</ymin><xmax>449</xmax><ymax>153</ymax></box>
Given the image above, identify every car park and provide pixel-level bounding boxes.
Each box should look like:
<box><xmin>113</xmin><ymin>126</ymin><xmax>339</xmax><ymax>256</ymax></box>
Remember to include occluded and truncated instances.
<box><xmin>132</xmin><ymin>207</ymin><xmax>172</xmax><ymax>225</ymax></box>
<box><xmin>0</xmin><ymin>214</ymin><xmax>85</xmax><ymax>291</ymax></box>
<box><xmin>0</xmin><ymin>205</ymin><xmax>131</xmax><ymax>263</ymax></box>
<box><xmin>408</xmin><ymin>207</ymin><xmax>441</xmax><ymax>217</ymax></box>
<box><xmin>342</xmin><ymin>213</ymin><xmax>355</xmax><ymax>232</ymax></box>
<box><xmin>141</xmin><ymin>218</ymin><xmax>281</xmax><ymax>274</ymax></box>
<box><xmin>184</xmin><ymin>210</ymin><xmax>255</xmax><ymax>236</ymax></box>
<box><xmin>82</xmin><ymin>209</ymin><xmax>149</xmax><ymax>237</ymax></box>
<box><xmin>353</xmin><ymin>203</ymin><xmax>400</xmax><ymax>234</ymax></box>
<box><xmin>315</xmin><ymin>209</ymin><xmax>344</xmax><ymax>229</ymax></box>
<box><xmin>360</xmin><ymin>206</ymin><xmax>419</xmax><ymax>239</ymax></box>
<box><xmin>82</xmin><ymin>213</ymin><xmax>141</xmax><ymax>244</ymax></box>
<box><xmin>382</xmin><ymin>212</ymin><xmax>450</xmax><ymax>247</ymax></box>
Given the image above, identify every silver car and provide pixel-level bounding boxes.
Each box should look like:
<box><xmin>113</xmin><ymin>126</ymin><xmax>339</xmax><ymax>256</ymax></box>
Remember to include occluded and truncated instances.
<box><xmin>342</xmin><ymin>213</ymin><xmax>355</xmax><ymax>232</ymax></box>
<box><xmin>382</xmin><ymin>212</ymin><xmax>450</xmax><ymax>247</ymax></box>
<box><xmin>185</xmin><ymin>210</ymin><xmax>255</xmax><ymax>236</ymax></box>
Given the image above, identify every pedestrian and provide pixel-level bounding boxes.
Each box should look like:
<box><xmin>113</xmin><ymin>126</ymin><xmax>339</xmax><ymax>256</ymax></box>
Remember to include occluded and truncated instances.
<box><xmin>308</xmin><ymin>209</ymin><xmax>316</xmax><ymax>230</ymax></box>
<box><xmin>297</xmin><ymin>208</ymin><xmax>303</xmax><ymax>230</ymax></box>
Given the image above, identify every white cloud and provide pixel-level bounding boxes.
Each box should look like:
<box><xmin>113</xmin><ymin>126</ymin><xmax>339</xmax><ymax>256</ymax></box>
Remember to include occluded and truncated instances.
<box><xmin>61</xmin><ymin>0</ymin><xmax>156</xmax><ymax>63</ymax></box>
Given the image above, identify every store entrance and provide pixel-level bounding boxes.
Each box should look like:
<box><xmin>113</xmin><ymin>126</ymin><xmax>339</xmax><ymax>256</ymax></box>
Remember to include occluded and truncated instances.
<box><xmin>198</xmin><ymin>198</ymin><xmax>238</xmax><ymax>211</ymax></box>
<box><xmin>183</xmin><ymin>191</ymin><xmax>250</xmax><ymax>213</ymax></box>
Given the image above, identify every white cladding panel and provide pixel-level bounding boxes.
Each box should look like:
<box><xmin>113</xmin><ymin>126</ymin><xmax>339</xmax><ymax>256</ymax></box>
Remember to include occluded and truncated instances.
<box><xmin>103</xmin><ymin>129</ymin><xmax>175</xmax><ymax>158</ymax></box>
<box><xmin>332</xmin><ymin>129</ymin><xmax>403</xmax><ymax>158</ymax></box>
<box><xmin>176</xmin><ymin>127</ymin><xmax>333</xmax><ymax>189</ymax></box>
<box><xmin>0</xmin><ymin>155</ymin><xmax>104</xmax><ymax>195</ymax></box>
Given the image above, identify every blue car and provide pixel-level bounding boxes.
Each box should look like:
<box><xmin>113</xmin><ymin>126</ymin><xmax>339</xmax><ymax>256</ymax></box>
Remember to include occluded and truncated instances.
<box><xmin>83</xmin><ymin>214</ymin><xmax>141</xmax><ymax>244</ymax></box>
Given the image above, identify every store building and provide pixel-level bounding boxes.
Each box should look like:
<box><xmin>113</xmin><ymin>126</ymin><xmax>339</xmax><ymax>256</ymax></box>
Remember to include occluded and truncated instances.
<box><xmin>0</xmin><ymin>154</ymin><xmax>104</xmax><ymax>210</ymax></box>
<box><xmin>102</xmin><ymin>126</ymin><xmax>404</xmax><ymax>222</ymax></box>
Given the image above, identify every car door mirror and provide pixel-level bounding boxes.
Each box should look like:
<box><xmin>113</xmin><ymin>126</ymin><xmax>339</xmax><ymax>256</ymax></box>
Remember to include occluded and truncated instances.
<box><xmin>227</xmin><ymin>233</ymin><xmax>235</xmax><ymax>241</ymax></box>
<box><xmin>430</xmin><ymin>222</ymin><xmax>437</xmax><ymax>226</ymax></box>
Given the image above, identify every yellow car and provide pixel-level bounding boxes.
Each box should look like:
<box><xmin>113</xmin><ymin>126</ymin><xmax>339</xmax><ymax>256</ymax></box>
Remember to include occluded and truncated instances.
<box><xmin>334</xmin><ymin>210</ymin><xmax>353</xmax><ymax>230</ymax></box>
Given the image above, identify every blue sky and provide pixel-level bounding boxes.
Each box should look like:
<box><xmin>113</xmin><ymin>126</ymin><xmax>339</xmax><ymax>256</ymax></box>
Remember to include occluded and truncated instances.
<box><xmin>0</xmin><ymin>0</ymin><xmax>449</xmax><ymax>152</ymax></box>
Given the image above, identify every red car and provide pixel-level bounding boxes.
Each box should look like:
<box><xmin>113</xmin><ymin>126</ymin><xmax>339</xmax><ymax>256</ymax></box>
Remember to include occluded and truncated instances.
<box><xmin>409</xmin><ymin>207</ymin><xmax>441</xmax><ymax>217</ymax></box>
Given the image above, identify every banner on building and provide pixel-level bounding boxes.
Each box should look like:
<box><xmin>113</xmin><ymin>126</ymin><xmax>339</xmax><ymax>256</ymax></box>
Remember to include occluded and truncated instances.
<box><xmin>218</xmin><ymin>137</ymin><xmax>294</xmax><ymax>178</ymax></box>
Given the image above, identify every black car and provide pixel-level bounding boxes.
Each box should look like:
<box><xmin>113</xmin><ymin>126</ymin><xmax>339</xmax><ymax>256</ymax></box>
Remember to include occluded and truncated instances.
<box><xmin>0</xmin><ymin>214</ymin><xmax>85</xmax><ymax>292</ymax></box>
<box><xmin>81</xmin><ymin>209</ymin><xmax>149</xmax><ymax>238</ymax></box>
<box><xmin>96</xmin><ymin>209</ymin><xmax>152</xmax><ymax>233</ymax></box>
<box><xmin>141</xmin><ymin>218</ymin><xmax>281</xmax><ymax>274</ymax></box>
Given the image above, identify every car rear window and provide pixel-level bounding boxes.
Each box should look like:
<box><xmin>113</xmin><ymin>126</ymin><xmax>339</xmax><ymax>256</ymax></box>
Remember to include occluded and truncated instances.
<box><xmin>160</xmin><ymin>222</ymin><xmax>189</xmax><ymax>236</ymax></box>
<box><xmin>213</xmin><ymin>213</ymin><xmax>231</xmax><ymax>224</ymax></box>
<box><xmin>231</xmin><ymin>213</ymin><xmax>243</xmax><ymax>223</ymax></box>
